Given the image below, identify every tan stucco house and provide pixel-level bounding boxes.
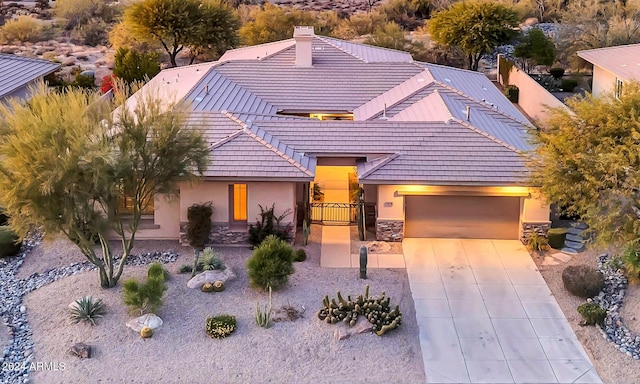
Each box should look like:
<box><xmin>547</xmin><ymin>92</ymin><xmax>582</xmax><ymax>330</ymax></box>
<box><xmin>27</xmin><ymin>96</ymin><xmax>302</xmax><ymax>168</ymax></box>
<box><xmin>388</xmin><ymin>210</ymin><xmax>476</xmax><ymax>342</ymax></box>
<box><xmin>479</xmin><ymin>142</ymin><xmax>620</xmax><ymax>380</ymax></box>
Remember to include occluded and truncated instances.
<box><xmin>128</xmin><ymin>27</ymin><xmax>550</xmax><ymax>244</ymax></box>
<box><xmin>578</xmin><ymin>43</ymin><xmax>640</xmax><ymax>98</ymax></box>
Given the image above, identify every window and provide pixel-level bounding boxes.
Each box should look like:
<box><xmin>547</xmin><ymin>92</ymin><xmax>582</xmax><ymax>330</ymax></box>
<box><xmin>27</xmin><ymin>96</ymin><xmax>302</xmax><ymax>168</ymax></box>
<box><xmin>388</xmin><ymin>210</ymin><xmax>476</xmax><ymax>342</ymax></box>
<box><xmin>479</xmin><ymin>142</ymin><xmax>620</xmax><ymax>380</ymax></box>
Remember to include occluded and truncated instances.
<box><xmin>230</xmin><ymin>184</ymin><xmax>247</xmax><ymax>224</ymax></box>
<box><xmin>615</xmin><ymin>78</ymin><xmax>623</xmax><ymax>99</ymax></box>
<box><xmin>117</xmin><ymin>194</ymin><xmax>154</xmax><ymax>215</ymax></box>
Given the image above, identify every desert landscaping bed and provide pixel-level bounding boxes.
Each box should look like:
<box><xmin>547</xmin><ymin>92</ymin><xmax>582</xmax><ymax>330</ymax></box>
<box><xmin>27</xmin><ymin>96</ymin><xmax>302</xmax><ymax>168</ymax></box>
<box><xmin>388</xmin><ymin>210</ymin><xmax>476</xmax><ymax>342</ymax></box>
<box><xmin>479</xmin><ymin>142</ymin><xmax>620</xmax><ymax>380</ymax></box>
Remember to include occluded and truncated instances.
<box><xmin>8</xmin><ymin>227</ymin><xmax>425</xmax><ymax>383</ymax></box>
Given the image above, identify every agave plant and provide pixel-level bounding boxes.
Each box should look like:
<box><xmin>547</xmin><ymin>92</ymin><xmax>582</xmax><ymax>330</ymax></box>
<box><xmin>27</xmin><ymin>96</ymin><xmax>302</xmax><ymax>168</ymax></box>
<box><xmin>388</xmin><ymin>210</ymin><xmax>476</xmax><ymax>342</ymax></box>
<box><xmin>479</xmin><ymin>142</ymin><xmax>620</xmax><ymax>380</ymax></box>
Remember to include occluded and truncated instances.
<box><xmin>69</xmin><ymin>296</ymin><xmax>106</xmax><ymax>325</ymax></box>
<box><xmin>198</xmin><ymin>247</ymin><xmax>226</xmax><ymax>271</ymax></box>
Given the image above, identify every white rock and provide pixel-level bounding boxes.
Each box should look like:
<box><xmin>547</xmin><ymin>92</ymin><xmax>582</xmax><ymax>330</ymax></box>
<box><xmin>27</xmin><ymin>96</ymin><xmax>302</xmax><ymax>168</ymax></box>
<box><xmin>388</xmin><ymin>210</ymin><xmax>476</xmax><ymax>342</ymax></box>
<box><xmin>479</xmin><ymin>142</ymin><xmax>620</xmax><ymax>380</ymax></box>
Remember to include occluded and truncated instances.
<box><xmin>186</xmin><ymin>268</ymin><xmax>236</xmax><ymax>289</ymax></box>
<box><xmin>126</xmin><ymin>314</ymin><xmax>163</xmax><ymax>332</ymax></box>
<box><xmin>542</xmin><ymin>256</ymin><xmax>559</xmax><ymax>266</ymax></box>
<box><xmin>19</xmin><ymin>305</ymin><xmax>26</xmax><ymax>313</ymax></box>
<box><xmin>550</xmin><ymin>252</ymin><xmax>571</xmax><ymax>263</ymax></box>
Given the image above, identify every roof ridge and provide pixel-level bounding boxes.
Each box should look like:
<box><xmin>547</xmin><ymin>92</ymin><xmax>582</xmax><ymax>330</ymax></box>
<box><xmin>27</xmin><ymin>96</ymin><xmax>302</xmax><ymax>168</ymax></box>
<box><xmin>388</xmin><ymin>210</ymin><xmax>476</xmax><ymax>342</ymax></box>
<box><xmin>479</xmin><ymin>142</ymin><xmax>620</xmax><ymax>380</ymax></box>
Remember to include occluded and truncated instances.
<box><xmin>434</xmin><ymin>81</ymin><xmax>530</xmax><ymax>125</ymax></box>
<box><xmin>451</xmin><ymin>117</ymin><xmax>521</xmax><ymax>153</ymax></box>
<box><xmin>430</xmin><ymin>89</ymin><xmax>454</xmax><ymax>120</ymax></box>
<box><xmin>220</xmin><ymin>112</ymin><xmax>313</xmax><ymax>177</ymax></box>
<box><xmin>578</xmin><ymin>43</ymin><xmax>640</xmax><ymax>54</ymax></box>
<box><xmin>358</xmin><ymin>153</ymin><xmax>399</xmax><ymax>178</ymax></box>
<box><xmin>316</xmin><ymin>35</ymin><xmax>414</xmax><ymax>63</ymax></box>
<box><xmin>171</xmin><ymin>62</ymin><xmax>225</xmax><ymax>105</ymax></box>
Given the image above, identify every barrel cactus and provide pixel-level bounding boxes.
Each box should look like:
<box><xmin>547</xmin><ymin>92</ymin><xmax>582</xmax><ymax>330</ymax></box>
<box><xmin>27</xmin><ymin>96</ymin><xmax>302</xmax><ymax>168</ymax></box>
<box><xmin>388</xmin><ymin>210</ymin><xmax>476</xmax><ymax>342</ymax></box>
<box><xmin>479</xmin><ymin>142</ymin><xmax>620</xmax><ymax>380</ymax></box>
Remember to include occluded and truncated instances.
<box><xmin>140</xmin><ymin>326</ymin><xmax>153</xmax><ymax>338</ymax></box>
<box><xmin>202</xmin><ymin>283</ymin><xmax>214</xmax><ymax>293</ymax></box>
<box><xmin>213</xmin><ymin>280</ymin><xmax>225</xmax><ymax>292</ymax></box>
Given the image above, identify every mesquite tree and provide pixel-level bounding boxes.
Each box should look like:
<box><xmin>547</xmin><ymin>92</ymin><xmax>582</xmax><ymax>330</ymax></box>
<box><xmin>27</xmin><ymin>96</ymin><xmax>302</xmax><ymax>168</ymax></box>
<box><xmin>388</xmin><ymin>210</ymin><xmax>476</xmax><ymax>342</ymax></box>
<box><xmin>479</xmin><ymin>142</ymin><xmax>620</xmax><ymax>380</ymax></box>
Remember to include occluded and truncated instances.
<box><xmin>0</xmin><ymin>83</ymin><xmax>208</xmax><ymax>288</ymax></box>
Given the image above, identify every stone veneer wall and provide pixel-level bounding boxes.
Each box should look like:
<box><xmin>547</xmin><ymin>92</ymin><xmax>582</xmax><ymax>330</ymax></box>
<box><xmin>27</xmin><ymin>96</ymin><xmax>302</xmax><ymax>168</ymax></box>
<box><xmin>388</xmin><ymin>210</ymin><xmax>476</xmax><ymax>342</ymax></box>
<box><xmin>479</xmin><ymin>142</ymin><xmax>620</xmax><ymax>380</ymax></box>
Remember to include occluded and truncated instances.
<box><xmin>376</xmin><ymin>219</ymin><xmax>404</xmax><ymax>242</ymax></box>
<box><xmin>521</xmin><ymin>221</ymin><xmax>551</xmax><ymax>244</ymax></box>
<box><xmin>179</xmin><ymin>222</ymin><xmax>295</xmax><ymax>245</ymax></box>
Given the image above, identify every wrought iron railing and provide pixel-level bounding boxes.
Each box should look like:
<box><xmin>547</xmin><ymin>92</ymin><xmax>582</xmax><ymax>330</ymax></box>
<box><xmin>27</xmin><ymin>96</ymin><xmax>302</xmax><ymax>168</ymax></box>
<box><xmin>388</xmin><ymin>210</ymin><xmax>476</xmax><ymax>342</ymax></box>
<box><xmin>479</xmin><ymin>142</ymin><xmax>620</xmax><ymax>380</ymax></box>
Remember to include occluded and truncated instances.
<box><xmin>310</xmin><ymin>202</ymin><xmax>357</xmax><ymax>224</ymax></box>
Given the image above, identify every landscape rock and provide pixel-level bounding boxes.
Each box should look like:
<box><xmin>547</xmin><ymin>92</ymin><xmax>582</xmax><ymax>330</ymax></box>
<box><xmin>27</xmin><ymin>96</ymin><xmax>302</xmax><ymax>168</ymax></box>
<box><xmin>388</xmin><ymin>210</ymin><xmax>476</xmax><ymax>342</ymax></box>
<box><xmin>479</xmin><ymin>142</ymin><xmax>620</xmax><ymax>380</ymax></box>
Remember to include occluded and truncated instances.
<box><xmin>353</xmin><ymin>316</ymin><xmax>374</xmax><ymax>334</ymax></box>
<box><xmin>542</xmin><ymin>256</ymin><xmax>559</xmax><ymax>266</ymax></box>
<box><xmin>126</xmin><ymin>314</ymin><xmax>163</xmax><ymax>332</ymax></box>
<box><xmin>333</xmin><ymin>327</ymin><xmax>350</xmax><ymax>341</ymax></box>
<box><xmin>187</xmin><ymin>268</ymin><xmax>236</xmax><ymax>289</ymax></box>
<box><xmin>550</xmin><ymin>252</ymin><xmax>571</xmax><ymax>263</ymax></box>
<box><xmin>69</xmin><ymin>343</ymin><xmax>91</xmax><ymax>359</ymax></box>
<box><xmin>367</xmin><ymin>241</ymin><xmax>391</xmax><ymax>253</ymax></box>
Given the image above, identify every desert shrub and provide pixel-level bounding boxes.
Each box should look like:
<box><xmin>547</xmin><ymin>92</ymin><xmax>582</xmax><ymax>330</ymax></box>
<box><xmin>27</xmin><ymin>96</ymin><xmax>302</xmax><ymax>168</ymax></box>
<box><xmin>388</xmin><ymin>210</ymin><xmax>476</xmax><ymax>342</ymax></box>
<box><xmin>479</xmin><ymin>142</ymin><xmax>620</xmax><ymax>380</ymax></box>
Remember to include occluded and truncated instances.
<box><xmin>69</xmin><ymin>296</ymin><xmax>106</xmax><ymax>325</ymax></box>
<box><xmin>0</xmin><ymin>226</ymin><xmax>22</xmax><ymax>257</ymax></box>
<box><xmin>71</xmin><ymin>73</ymin><xmax>96</xmax><ymax>89</ymax></box>
<box><xmin>562</xmin><ymin>265</ymin><xmax>605</xmax><ymax>298</ymax></box>
<box><xmin>294</xmin><ymin>248</ymin><xmax>307</xmax><ymax>262</ymax></box>
<box><xmin>248</xmin><ymin>204</ymin><xmax>292</xmax><ymax>247</ymax></box>
<box><xmin>549</xmin><ymin>67</ymin><xmax>565</xmax><ymax>79</ymax></box>
<box><xmin>547</xmin><ymin>227</ymin><xmax>568</xmax><ymax>249</ymax></box>
<box><xmin>122</xmin><ymin>263</ymin><xmax>168</xmax><ymax>315</ymax></box>
<box><xmin>198</xmin><ymin>247</ymin><xmax>225</xmax><ymax>271</ymax></box>
<box><xmin>148</xmin><ymin>262</ymin><xmax>170</xmax><ymax>281</ymax></box>
<box><xmin>561</xmin><ymin>78</ymin><xmax>578</xmax><ymax>92</ymax></box>
<box><xmin>577</xmin><ymin>302</ymin><xmax>606</xmax><ymax>326</ymax></box>
<box><xmin>113</xmin><ymin>47</ymin><xmax>161</xmax><ymax>85</ymax></box>
<box><xmin>504</xmin><ymin>85</ymin><xmax>519</xmax><ymax>103</ymax></box>
<box><xmin>623</xmin><ymin>241</ymin><xmax>640</xmax><ymax>282</ymax></box>
<box><xmin>378</xmin><ymin>0</ymin><xmax>426</xmax><ymax>30</ymax></box>
<box><xmin>73</xmin><ymin>19</ymin><xmax>108</xmax><ymax>46</ymax></box>
<box><xmin>54</xmin><ymin>0</ymin><xmax>120</xmax><ymax>30</ymax></box>
<box><xmin>607</xmin><ymin>255</ymin><xmax>624</xmax><ymax>271</ymax></box>
<box><xmin>0</xmin><ymin>16</ymin><xmax>45</xmax><ymax>43</ymax></box>
<box><xmin>206</xmin><ymin>314</ymin><xmax>237</xmax><ymax>338</ymax></box>
<box><xmin>178</xmin><ymin>264</ymin><xmax>193</xmax><ymax>274</ymax></box>
<box><xmin>246</xmin><ymin>235</ymin><xmax>295</xmax><ymax>290</ymax></box>
<box><xmin>526</xmin><ymin>231</ymin><xmax>549</xmax><ymax>252</ymax></box>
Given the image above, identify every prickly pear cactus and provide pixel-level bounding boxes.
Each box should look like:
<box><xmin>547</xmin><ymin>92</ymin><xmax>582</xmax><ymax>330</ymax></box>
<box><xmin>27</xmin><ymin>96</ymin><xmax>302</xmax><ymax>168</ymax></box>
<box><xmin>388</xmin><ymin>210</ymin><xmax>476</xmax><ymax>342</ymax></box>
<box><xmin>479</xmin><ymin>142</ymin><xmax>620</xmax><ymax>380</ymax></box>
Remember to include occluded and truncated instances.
<box><xmin>213</xmin><ymin>280</ymin><xmax>225</xmax><ymax>292</ymax></box>
<box><xmin>202</xmin><ymin>283</ymin><xmax>214</xmax><ymax>293</ymax></box>
<box><xmin>140</xmin><ymin>326</ymin><xmax>153</xmax><ymax>338</ymax></box>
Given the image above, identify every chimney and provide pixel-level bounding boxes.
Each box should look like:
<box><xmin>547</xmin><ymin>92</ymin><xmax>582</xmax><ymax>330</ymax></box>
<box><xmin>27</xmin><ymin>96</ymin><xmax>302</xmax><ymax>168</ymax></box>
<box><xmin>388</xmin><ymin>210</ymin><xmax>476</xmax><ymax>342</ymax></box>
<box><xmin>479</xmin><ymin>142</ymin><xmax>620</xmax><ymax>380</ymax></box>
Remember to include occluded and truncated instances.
<box><xmin>293</xmin><ymin>26</ymin><xmax>315</xmax><ymax>68</ymax></box>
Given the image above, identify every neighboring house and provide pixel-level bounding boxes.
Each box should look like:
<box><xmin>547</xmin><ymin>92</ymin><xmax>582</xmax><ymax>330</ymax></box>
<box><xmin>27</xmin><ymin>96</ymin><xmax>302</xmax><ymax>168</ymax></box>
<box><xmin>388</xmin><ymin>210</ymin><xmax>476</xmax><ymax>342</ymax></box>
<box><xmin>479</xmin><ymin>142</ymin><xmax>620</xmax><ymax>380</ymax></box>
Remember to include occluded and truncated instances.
<box><xmin>128</xmin><ymin>26</ymin><xmax>550</xmax><ymax>244</ymax></box>
<box><xmin>578</xmin><ymin>43</ymin><xmax>640</xmax><ymax>98</ymax></box>
<box><xmin>0</xmin><ymin>54</ymin><xmax>60</xmax><ymax>104</ymax></box>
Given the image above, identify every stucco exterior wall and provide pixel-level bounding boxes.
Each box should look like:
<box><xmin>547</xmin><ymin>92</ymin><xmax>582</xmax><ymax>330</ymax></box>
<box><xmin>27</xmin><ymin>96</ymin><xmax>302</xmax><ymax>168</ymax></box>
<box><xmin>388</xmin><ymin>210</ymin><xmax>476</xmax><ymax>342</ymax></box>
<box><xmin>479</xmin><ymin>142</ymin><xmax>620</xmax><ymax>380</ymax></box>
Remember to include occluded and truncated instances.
<box><xmin>592</xmin><ymin>65</ymin><xmax>618</xmax><ymax>98</ymax></box>
<box><xmin>134</xmin><ymin>194</ymin><xmax>180</xmax><ymax>240</ymax></box>
<box><xmin>502</xmin><ymin>66</ymin><xmax>569</xmax><ymax>125</ymax></box>
<box><xmin>376</xmin><ymin>185</ymin><xmax>404</xmax><ymax>220</ymax></box>
<box><xmin>179</xmin><ymin>182</ymin><xmax>228</xmax><ymax>223</ymax></box>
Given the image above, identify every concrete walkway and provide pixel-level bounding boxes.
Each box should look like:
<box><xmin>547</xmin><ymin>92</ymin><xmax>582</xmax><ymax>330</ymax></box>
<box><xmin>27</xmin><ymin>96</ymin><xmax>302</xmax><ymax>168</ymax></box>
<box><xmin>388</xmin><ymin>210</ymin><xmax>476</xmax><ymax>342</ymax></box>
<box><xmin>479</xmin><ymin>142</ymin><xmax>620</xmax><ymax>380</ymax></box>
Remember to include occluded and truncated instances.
<box><xmin>403</xmin><ymin>238</ymin><xmax>602</xmax><ymax>384</ymax></box>
<box><xmin>320</xmin><ymin>226</ymin><xmax>405</xmax><ymax>268</ymax></box>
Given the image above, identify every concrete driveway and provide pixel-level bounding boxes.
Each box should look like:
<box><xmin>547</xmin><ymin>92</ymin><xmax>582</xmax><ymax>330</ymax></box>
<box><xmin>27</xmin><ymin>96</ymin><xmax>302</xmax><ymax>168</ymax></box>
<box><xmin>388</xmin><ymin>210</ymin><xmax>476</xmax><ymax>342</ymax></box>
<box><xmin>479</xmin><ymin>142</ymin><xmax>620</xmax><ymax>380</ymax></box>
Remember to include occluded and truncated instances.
<box><xmin>403</xmin><ymin>238</ymin><xmax>602</xmax><ymax>384</ymax></box>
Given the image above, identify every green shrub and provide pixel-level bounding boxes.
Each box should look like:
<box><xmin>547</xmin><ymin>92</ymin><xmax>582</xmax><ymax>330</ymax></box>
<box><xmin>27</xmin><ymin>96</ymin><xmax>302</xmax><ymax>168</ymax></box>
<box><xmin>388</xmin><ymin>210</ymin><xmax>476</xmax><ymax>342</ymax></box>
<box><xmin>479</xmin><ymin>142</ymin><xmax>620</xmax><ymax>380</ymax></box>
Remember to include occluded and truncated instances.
<box><xmin>123</xmin><ymin>264</ymin><xmax>168</xmax><ymax>315</ymax></box>
<box><xmin>69</xmin><ymin>296</ymin><xmax>106</xmax><ymax>325</ymax></box>
<box><xmin>562</xmin><ymin>265</ymin><xmax>605</xmax><ymax>298</ymax></box>
<box><xmin>577</xmin><ymin>302</ymin><xmax>606</xmax><ymax>326</ymax></box>
<box><xmin>248</xmin><ymin>204</ymin><xmax>292</xmax><ymax>247</ymax></box>
<box><xmin>547</xmin><ymin>227</ymin><xmax>568</xmax><ymax>249</ymax></box>
<box><xmin>206</xmin><ymin>314</ymin><xmax>237</xmax><ymax>338</ymax></box>
<box><xmin>623</xmin><ymin>241</ymin><xmax>640</xmax><ymax>282</ymax></box>
<box><xmin>71</xmin><ymin>73</ymin><xmax>95</xmax><ymax>89</ymax></box>
<box><xmin>178</xmin><ymin>264</ymin><xmax>193</xmax><ymax>274</ymax></box>
<box><xmin>561</xmin><ymin>79</ymin><xmax>578</xmax><ymax>92</ymax></box>
<box><xmin>504</xmin><ymin>85</ymin><xmax>519</xmax><ymax>103</ymax></box>
<box><xmin>606</xmin><ymin>255</ymin><xmax>624</xmax><ymax>271</ymax></box>
<box><xmin>198</xmin><ymin>247</ymin><xmax>225</xmax><ymax>271</ymax></box>
<box><xmin>246</xmin><ymin>235</ymin><xmax>295</xmax><ymax>290</ymax></box>
<box><xmin>526</xmin><ymin>231</ymin><xmax>549</xmax><ymax>253</ymax></box>
<box><xmin>549</xmin><ymin>67</ymin><xmax>565</xmax><ymax>79</ymax></box>
<box><xmin>148</xmin><ymin>262</ymin><xmax>170</xmax><ymax>281</ymax></box>
<box><xmin>0</xmin><ymin>226</ymin><xmax>22</xmax><ymax>257</ymax></box>
<box><xmin>294</xmin><ymin>248</ymin><xmax>307</xmax><ymax>262</ymax></box>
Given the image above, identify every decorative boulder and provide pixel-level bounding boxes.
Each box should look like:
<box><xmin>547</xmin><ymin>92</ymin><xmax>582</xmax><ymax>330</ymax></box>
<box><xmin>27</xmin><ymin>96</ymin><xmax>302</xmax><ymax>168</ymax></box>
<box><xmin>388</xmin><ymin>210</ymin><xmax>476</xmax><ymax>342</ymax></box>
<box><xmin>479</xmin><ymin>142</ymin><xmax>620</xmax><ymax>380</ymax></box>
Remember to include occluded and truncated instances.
<box><xmin>69</xmin><ymin>343</ymin><xmax>91</xmax><ymax>359</ymax></box>
<box><xmin>187</xmin><ymin>268</ymin><xmax>236</xmax><ymax>289</ymax></box>
<box><xmin>126</xmin><ymin>313</ymin><xmax>163</xmax><ymax>333</ymax></box>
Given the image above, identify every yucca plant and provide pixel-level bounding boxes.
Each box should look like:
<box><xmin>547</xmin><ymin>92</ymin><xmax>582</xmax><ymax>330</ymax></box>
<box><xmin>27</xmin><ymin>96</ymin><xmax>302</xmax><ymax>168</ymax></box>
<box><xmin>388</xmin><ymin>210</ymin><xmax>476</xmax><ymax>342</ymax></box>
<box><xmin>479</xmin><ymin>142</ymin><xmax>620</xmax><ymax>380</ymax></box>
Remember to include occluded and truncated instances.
<box><xmin>69</xmin><ymin>296</ymin><xmax>106</xmax><ymax>325</ymax></box>
<box><xmin>255</xmin><ymin>286</ymin><xmax>273</xmax><ymax>329</ymax></box>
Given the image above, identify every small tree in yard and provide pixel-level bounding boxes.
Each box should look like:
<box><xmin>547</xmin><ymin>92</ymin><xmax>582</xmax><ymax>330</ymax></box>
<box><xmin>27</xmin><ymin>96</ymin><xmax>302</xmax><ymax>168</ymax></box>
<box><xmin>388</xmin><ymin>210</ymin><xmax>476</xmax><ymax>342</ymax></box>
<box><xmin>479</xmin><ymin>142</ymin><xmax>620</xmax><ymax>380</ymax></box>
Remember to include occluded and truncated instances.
<box><xmin>113</xmin><ymin>47</ymin><xmax>161</xmax><ymax>85</ymax></box>
<box><xmin>428</xmin><ymin>1</ymin><xmax>519</xmax><ymax>71</ymax></box>
<box><xmin>186</xmin><ymin>202</ymin><xmax>213</xmax><ymax>277</ymax></box>
<box><xmin>514</xmin><ymin>28</ymin><xmax>556</xmax><ymax>73</ymax></box>
<box><xmin>0</xmin><ymin>83</ymin><xmax>209</xmax><ymax>288</ymax></box>
<box><xmin>530</xmin><ymin>81</ymin><xmax>640</xmax><ymax>248</ymax></box>
<box><xmin>246</xmin><ymin>235</ymin><xmax>295</xmax><ymax>290</ymax></box>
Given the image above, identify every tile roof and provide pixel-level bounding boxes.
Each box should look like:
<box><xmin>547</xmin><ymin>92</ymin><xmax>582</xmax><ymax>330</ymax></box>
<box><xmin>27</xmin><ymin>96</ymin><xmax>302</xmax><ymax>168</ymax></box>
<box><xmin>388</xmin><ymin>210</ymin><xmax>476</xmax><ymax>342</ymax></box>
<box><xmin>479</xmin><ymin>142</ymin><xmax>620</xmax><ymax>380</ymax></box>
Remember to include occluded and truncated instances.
<box><xmin>577</xmin><ymin>44</ymin><xmax>640</xmax><ymax>82</ymax></box>
<box><xmin>129</xmin><ymin>31</ymin><xmax>535</xmax><ymax>185</ymax></box>
<box><xmin>0</xmin><ymin>54</ymin><xmax>60</xmax><ymax>99</ymax></box>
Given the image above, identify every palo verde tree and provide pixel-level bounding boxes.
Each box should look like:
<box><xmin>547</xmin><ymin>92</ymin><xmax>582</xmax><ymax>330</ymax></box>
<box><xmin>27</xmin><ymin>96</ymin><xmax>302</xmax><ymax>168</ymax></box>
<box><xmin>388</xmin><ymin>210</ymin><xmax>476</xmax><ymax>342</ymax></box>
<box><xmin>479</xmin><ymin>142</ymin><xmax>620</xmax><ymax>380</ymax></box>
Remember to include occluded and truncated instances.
<box><xmin>530</xmin><ymin>81</ymin><xmax>640</xmax><ymax>247</ymax></box>
<box><xmin>0</xmin><ymin>83</ymin><xmax>209</xmax><ymax>288</ymax></box>
<box><xmin>123</xmin><ymin>0</ymin><xmax>239</xmax><ymax>67</ymax></box>
<box><xmin>428</xmin><ymin>1</ymin><xmax>519</xmax><ymax>71</ymax></box>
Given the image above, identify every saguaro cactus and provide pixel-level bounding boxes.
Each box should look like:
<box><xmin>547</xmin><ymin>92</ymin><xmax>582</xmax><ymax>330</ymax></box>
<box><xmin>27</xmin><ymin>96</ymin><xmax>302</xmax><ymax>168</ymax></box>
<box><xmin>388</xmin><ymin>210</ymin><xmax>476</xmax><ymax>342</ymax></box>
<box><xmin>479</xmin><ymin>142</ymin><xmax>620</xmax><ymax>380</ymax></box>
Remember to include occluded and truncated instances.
<box><xmin>359</xmin><ymin>245</ymin><xmax>368</xmax><ymax>279</ymax></box>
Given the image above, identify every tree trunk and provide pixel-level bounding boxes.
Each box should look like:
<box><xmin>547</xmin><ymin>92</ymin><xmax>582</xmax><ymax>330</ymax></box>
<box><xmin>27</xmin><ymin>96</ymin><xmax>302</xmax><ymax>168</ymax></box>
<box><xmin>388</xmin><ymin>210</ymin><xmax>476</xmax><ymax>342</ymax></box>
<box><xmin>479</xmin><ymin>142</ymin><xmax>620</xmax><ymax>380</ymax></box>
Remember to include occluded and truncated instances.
<box><xmin>191</xmin><ymin>248</ymin><xmax>201</xmax><ymax>277</ymax></box>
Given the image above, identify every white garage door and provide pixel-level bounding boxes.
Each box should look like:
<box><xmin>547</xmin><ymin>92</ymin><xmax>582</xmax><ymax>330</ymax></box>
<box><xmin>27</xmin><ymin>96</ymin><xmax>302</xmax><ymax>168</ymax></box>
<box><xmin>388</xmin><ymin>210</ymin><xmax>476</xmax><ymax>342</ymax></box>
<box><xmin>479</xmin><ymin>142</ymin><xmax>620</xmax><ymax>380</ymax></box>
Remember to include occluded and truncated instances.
<box><xmin>404</xmin><ymin>195</ymin><xmax>520</xmax><ymax>239</ymax></box>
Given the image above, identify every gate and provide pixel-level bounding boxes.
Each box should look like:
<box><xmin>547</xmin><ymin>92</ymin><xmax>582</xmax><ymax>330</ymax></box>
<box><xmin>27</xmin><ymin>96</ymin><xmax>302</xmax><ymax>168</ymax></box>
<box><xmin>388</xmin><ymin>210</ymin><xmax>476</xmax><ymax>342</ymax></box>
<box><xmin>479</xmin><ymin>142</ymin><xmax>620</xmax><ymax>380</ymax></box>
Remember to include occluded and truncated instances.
<box><xmin>310</xmin><ymin>203</ymin><xmax>357</xmax><ymax>224</ymax></box>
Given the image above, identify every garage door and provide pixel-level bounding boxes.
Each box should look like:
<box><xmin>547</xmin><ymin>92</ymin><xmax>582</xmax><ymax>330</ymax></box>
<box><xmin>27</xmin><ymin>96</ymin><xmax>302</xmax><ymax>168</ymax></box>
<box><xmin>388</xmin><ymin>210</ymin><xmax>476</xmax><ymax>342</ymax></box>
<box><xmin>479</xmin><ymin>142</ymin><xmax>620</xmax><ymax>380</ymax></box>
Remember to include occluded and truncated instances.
<box><xmin>404</xmin><ymin>195</ymin><xmax>520</xmax><ymax>239</ymax></box>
